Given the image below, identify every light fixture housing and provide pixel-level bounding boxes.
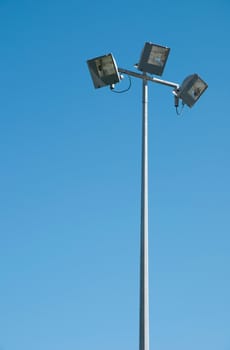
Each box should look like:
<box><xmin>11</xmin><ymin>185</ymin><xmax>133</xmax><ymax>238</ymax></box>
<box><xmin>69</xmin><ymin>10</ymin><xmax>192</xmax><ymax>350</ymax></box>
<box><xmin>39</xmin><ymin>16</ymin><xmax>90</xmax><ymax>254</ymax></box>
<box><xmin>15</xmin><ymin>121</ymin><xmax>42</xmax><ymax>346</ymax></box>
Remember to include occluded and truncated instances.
<box><xmin>137</xmin><ymin>42</ymin><xmax>170</xmax><ymax>76</ymax></box>
<box><xmin>87</xmin><ymin>53</ymin><xmax>120</xmax><ymax>89</ymax></box>
<box><xmin>176</xmin><ymin>74</ymin><xmax>208</xmax><ymax>107</ymax></box>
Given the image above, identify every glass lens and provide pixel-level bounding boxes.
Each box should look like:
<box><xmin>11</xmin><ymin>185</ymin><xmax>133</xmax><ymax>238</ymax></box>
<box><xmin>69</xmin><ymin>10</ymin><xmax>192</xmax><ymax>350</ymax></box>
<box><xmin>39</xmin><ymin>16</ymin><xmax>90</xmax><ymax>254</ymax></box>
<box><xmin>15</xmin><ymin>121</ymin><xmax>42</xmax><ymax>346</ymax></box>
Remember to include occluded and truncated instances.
<box><xmin>147</xmin><ymin>47</ymin><xmax>167</xmax><ymax>67</ymax></box>
<box><xmin>188</xmin><ymin>78</ymin><xmax>207</xmax><ymax>100</ymax></box>
<box><xmin>96</xmin><ymin>56</ymin><xmax>115</xmax><ymax>77</ymax></box>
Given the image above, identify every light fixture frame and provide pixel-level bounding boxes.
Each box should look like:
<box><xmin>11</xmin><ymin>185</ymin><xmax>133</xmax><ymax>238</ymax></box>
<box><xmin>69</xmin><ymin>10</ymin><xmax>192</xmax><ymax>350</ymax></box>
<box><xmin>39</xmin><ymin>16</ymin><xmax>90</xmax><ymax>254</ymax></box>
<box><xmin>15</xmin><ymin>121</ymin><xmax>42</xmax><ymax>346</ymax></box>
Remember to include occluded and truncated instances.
<box><xmin>137</xmin><ymin>42</ymin><xmax>170</xmax><ymax>76</ymax></box>
<box><xmin>175</xmin><ymin>74</ymin><xmax>208</xmax><ymax>107</ymax></box>
<box><xmin>87</xmin><ymin>53</ymin><xmax>121</xmax><ymax>89</ymax></box>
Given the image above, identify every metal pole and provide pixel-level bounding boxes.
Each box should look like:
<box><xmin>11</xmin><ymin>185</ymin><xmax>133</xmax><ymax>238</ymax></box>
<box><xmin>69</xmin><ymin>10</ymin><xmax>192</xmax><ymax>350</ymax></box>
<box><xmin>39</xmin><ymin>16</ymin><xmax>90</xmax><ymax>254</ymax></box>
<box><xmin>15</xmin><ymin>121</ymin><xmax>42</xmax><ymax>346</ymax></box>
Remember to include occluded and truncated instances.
<box><xmin>139</xmin><ymin>76</ymin><xmax>149</xmax><ymax>350</ymax></box>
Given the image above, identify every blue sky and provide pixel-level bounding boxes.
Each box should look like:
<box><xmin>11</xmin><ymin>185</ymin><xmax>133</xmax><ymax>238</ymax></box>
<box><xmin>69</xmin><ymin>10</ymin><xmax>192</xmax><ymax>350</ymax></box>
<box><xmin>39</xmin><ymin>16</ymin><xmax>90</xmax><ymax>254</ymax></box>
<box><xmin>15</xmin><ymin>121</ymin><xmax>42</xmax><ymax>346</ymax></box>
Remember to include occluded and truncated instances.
<box><xmin>0</xmin><ymin>1</ymin><xmax>230</xmax><ymax>350</ymax></box>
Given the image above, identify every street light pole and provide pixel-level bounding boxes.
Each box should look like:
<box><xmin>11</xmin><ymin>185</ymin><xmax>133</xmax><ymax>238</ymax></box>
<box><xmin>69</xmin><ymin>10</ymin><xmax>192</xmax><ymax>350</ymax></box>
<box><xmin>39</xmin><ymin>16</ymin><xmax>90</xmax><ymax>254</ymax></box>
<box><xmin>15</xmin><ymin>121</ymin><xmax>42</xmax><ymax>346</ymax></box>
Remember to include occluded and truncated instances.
<box><xmin>140</xmin><ymin>76</ymin><xmax>149</xmax><ymax>350</ymax></box>
<box><xmin>87</xmin><ymin>44</ymin><xmax>208</xmax><ymax>350</ymax></box>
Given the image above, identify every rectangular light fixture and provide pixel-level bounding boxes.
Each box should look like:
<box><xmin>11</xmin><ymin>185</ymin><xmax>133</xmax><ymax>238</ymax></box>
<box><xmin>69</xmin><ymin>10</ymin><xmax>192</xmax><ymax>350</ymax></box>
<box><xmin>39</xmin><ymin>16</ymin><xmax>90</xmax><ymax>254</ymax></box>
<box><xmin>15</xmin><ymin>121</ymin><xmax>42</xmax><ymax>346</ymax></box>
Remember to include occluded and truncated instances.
<box><xmin>177</xmin><ymin>74</ymin><xmax>208</xmax><ymax>107</ymax></box>
<box><xmin>87</xmin><ymin>53</ymin><xmax>120</xmax><ymax>89</ymax></box>
<box><xmin>137</xmin><ymin>42</ymin><xmax>170</xmax><ymax>76</ymax></box>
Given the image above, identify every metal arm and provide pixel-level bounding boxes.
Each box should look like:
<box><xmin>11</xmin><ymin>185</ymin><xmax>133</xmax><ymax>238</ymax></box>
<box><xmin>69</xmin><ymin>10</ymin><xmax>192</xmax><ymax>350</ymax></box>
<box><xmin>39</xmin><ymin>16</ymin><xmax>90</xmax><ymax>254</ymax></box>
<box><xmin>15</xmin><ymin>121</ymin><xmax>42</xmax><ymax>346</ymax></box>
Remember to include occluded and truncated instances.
<box><xmin>118</xmin><ymin>67</ymin><xmax>180</xmax><ymax>89</ymax></box>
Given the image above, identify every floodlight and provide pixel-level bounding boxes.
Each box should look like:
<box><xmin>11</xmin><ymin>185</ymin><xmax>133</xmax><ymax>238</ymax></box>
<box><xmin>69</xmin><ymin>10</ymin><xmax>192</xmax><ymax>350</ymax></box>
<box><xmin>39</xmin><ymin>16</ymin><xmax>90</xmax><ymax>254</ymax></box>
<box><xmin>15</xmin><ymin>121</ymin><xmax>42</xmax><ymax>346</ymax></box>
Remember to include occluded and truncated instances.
<box><xmin>137</xmin><ymin>42</ymin><xmax>170</xmax><ymax>76</ymax></box>
<box><xmin>176</xmin><ymin>74</ymin><xmax>208</xmax><ymax>107</ymax></box>
<box><xmin>87</xmin><ymin>53</ymin><xmax>120</xmax><ymax>89</ymax></box>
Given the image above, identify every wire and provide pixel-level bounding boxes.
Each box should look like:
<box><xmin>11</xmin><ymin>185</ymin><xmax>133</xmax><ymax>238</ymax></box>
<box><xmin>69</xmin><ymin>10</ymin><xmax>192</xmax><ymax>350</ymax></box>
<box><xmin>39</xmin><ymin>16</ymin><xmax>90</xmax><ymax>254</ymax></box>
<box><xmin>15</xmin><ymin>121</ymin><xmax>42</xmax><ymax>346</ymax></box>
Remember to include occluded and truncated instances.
<box><xmin>110</xmin><ymin>75</ymin><xmax>132</xmax><ymax>93</ymax></box>
<box><xmin>176</xmin><ymin>102</ymin><xmax>185</xmax><ymax>116</ymax></box>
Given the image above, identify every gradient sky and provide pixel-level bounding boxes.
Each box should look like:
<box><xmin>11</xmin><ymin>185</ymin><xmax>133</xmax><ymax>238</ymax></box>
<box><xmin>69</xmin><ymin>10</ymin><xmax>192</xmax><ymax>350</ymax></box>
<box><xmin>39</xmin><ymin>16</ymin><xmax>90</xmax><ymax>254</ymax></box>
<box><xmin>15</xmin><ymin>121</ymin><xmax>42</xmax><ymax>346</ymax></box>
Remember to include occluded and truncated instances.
<box><xmin>0</xmin><ymin>1</ymin><xmax>230</xmax><ymax>350</ymax></box>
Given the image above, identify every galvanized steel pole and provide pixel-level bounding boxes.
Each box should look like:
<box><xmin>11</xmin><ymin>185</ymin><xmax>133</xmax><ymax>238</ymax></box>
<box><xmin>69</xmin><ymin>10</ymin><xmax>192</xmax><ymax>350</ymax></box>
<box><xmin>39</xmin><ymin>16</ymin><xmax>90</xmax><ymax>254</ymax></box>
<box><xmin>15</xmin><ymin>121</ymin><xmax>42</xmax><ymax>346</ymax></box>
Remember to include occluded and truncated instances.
<box><xmin>117</xmin><ymin>67</ymin><xmax>179</xmax><ymax>350</ymax></box>
<box><xmin>139</xmin><ymin>76</ymin><xmax>149</xmax><ymax>350</ymax></box>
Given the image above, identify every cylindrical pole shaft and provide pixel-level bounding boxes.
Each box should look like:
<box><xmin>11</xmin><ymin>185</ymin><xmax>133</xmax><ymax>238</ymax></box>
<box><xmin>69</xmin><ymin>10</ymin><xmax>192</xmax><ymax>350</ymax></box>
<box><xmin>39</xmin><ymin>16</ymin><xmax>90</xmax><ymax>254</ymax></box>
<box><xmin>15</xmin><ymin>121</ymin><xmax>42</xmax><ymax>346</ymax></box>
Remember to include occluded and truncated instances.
<box><xmin>139</xmin><ymin>77</ymin><xmax>149</xmax><ymax>350</ymax></box>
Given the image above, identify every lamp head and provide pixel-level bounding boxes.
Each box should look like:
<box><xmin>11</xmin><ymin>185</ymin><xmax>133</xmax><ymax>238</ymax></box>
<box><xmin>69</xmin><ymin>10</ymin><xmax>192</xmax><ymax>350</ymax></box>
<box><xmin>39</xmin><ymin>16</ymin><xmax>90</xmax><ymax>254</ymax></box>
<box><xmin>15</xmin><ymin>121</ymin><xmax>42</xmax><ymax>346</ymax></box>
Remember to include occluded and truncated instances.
<box><xmin>87</xmin><ymin>53</ymin><xmax>120</xmax><ymax>89</ymax></box>
<box><xmin>176</xmin><ymin>74</ymin><xmax>208</xmax><ymax>107</ymax></box>
<box><xmin>137</xmin><ymin>42</ymin><xmax>170</xmax><ymax>76</ymax></box>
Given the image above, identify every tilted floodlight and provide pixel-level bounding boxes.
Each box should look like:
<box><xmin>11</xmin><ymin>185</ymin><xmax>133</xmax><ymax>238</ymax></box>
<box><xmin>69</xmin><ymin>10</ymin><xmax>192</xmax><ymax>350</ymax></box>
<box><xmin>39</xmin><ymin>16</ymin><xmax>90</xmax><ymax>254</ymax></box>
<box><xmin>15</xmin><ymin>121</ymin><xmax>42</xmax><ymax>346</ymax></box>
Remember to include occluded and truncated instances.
<box><xmin>137</xmin><ymin>42</ymin><xmax>170</xmax><ymax>76</ymax></box>
<box><xmin>87</xmin><ymin>53</ymin><xmax>121</xmax><ymax>89</ymax></box>
<box><xmin>175</xmin><ymin>74</ymin><xmax>208</xmax><ymax>107</ymax></box>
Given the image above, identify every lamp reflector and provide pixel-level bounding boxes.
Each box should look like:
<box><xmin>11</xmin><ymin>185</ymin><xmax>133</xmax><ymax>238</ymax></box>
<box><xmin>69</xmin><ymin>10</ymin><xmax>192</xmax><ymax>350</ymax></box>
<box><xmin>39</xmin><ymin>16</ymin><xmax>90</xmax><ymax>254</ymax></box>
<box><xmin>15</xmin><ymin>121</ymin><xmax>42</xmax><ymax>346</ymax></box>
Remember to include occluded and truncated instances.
<box><xmin>87</xmin><ymin>53</ymin><xmax>120</xmax><ymax>89</ymax></box>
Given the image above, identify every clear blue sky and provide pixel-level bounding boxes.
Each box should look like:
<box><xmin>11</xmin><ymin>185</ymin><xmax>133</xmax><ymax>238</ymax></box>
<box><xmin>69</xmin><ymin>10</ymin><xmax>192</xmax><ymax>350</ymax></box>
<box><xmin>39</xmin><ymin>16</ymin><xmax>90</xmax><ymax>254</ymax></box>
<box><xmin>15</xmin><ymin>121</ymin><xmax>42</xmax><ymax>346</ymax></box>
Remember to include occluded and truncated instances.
<box><xmin>0</xmin><ymin>1</ymin><xmax>229</xmax><ymax>350</ymax></box>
